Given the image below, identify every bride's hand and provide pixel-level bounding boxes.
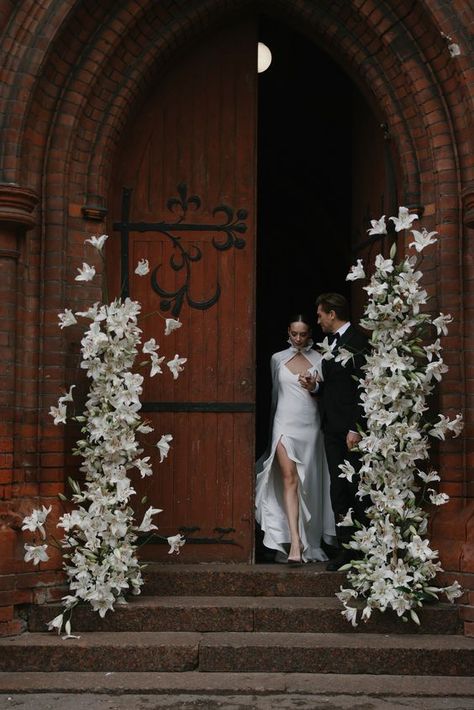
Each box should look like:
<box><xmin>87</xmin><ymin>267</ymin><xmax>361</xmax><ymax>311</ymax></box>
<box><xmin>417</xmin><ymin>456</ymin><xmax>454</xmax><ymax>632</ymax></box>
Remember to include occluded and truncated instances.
<box><xmin>299</xmin><ymin>371</ymin><xmax>317</xmax><ymax>391</ymax></box>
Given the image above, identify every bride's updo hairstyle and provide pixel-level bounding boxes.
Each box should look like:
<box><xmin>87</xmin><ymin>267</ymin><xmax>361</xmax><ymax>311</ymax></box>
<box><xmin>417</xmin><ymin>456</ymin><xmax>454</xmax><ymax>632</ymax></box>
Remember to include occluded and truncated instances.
<box><xmin>288</xmin><ymin>314</ymin><xmax>312</xmax><ymax>331</ymax></box>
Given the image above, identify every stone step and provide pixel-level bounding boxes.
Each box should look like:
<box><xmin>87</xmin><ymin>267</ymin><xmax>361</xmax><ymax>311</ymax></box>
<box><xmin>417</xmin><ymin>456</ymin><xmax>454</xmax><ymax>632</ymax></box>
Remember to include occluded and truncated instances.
<box><xmin>1</xmin><ymin>671</ymin><xmax>474</xmax><ymax>697</ymax></box>
<box><xmin>142</xmin><ymin>562</ymin><xmax>344</xmax><ymax>596</ymax></box>
<box><xmin>1</xmin><ymin>631</ymin><xmax>473</xmax><ymax>675</ymax></box>
<box><xmin>27</xmin><ymin>596</ymin><xmax>462</xmax><ymax>635</ymax></box>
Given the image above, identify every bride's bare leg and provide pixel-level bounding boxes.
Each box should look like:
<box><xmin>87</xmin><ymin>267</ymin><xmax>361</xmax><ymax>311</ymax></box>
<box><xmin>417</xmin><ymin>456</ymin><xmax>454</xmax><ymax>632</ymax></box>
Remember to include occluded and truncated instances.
<box><xmin>276</xmin><ymin>440</ymin><xmax>302</xmax><ymax>561</ymax></box>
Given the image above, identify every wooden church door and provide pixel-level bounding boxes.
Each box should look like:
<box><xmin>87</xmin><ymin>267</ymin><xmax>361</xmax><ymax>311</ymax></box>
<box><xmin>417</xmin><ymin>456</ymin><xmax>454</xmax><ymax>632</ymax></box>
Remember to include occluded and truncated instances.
<box><xmin>108</xmin><ymin>20</ymin><xmax>257</xmax><ymax>562</ymax></box>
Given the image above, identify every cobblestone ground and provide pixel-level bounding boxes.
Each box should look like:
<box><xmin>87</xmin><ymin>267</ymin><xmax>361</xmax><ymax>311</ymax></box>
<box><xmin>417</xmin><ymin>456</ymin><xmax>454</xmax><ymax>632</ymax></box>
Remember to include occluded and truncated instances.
<box><xmin>1</xmin><ymin>695</ymin><xmax>474</xmax><ymax>710</ymax></box>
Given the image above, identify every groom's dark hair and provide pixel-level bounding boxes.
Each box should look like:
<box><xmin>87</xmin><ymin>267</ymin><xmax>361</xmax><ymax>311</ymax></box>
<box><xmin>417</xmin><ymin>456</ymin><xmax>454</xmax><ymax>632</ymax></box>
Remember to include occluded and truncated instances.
<box><xmin>316</xmin><ymin>293</ymin><xmax>350</xmax><ymax>322</ymax></box>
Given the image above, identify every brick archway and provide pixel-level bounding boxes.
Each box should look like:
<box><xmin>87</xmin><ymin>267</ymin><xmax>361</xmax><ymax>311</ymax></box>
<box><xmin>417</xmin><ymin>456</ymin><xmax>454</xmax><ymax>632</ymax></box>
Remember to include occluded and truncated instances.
<box><xmin>0</xmin><ymin>0</ymin><xmax>473</xmax><ymax>632</ymax></box>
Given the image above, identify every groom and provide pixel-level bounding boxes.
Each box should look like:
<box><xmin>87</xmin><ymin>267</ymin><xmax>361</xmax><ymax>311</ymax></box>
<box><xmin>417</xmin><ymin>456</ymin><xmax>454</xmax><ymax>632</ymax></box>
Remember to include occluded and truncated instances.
<box><xmin>306</xmin><ymin>293</ymin><xmax>368</xmax><ymax>571</ymax></box>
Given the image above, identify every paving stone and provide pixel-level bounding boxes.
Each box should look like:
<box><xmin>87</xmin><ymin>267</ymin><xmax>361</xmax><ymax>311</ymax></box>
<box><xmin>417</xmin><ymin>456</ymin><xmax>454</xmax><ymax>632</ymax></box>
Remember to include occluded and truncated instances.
<box><xmin>1</xmin><ymin>694</ymin><xmax>474</xmax><ymax>710</ymax></box>
<box><xmin>0</xmin><ymin>671</ymin><xmax>473</xmax><ymax>696</ymax></box>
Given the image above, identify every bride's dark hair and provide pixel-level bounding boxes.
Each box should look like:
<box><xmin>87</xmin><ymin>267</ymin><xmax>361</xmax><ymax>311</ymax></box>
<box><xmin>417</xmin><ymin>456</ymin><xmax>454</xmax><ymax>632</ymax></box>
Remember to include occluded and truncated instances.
<box><xmin>288</xmin><ymin>313</ymin><xmax>311</xmax><ymax>329</ymax></box>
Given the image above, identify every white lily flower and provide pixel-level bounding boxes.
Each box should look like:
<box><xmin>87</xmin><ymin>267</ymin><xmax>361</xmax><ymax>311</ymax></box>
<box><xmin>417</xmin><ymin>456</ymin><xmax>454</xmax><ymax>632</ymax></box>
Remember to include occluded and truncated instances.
<box><xmin>316</xmin><ymin>337</ymin><xmax>335</xmax><ymax>361</ymax></box>
<box><xmin>75</xmin><ymin>302</ymin><xmax>102</xmax><ymax>320</ymax></box>
<box><xmin>137</xmin><ymin>506</ymin><xmax>162</xmax><ymax>533</ymax></box>
<box><xmin>137</xmin><ymin>422</ymin><xmax>154</xmax><ymax>434</ymax></box>
<box><xmin>49</xmin><ymin>403</ymin><xmax>67</xmax><ymax>425</ymax></box>
<box><xmin>337</xmin><ymin>508</ymin><xmax>354</xmax><ymax>527</ymax></box>
<box><xmin>134</xmin><ymin>259</ymin><xmax>150</xmax><ymax>276</ymax></box>
<box><xmin>389</xmin><ymin>206</ymin><xmax>418</xmax><ymax>232</ymax></box>
<box><xmin>425</xmin><ymin>359</ymin><xmax>449</xmax><ymax>382</ymax></box>
<box><xmin>335</xmin><ymin>347</ymin><xmax>354</xmax><ymax>366</ymax></box>
<box><xmin>150</xmin><ymin>353</ymin><xmax>165</xmax><ymax>377</ymax></box>
<box><xmin>336</xmin><ymin>588</ymin><xmax>358</xmax><ymax>604</ymax></box>
<box><xmin>417</xmin><ymin>470</ymin><xmax>440</xmax><ymax>484</ymax></box>
<box><xmin>85</xmin><ymin>234</ymin><xmax>108</xmax><ymax>251</ymax></box>
<box><xmin>47</xmin><ymin>613</ymin><xmax>64</xmax><ymax>635</ymax></box>
<box><xmin>165</xmin><ymin>318</ymin><xmax>182</xmax><ymax>335</ymax></box>
<box><xmin>432</xmin><ymin>313</ymin><xmax>453</xmax><ymax>336</ymax></box>
<box><xmin>24</xmin><ymin>543</ymin><xmax>49</xmax><ymax>565</ymax></box>
<box><xmin>75</xmin><ymin>263</ymin><xmax>96</xmax><ymax>282</ymax></box>
<box><xmin>167</xmin><ymin>533</ymin><xmax>186</xmax><ymax>555</ymax></box>
<box><xmin>133</xmin><ymin>456</ymin><xmax>153</xmax><ymax>478</ymax></box>
<box><xmin>447</xmin><ymin>413</ymin><xmax>463</xmax><ymax>437</ymax></box>
<box><xmin>58</xmin><ymin>309</ymin><xmax>77</xmax><ymax>329</ymax></box>
<box><xmin>167</xmin><ymin>354</ymin><xmax>187</xmax><ymax>380</ymax></box>
<box><xmin>367</xmin><ymin>215</ymin><xmax>387</xmax><ymax>235</ymax></box>
<box><xmin>89</xmin><ymin>590</ymin><xmax>116</xmax><ymax>618</ymax></box>
<box><xmin>342</xmin><ymin>606</ymin><xmax>358</xmax><ymax>627</ymax></box>
<box><xmin>364</xmin><ymin>280</ymin><xmax>388</xmax><ymax>298</ymax></box>
<box><xmin>428</xmin><ymin>489</ymin><xmax>449</xmax><ymax>506</ymax></box>
<box><xmin>407</xmin><ymin>535</ymin><xmax>436</xmax><ymax>562</ymax></box>
<box><xmin>22</xmin><ymin>505</ymin><xmax>52</xmax><ymax>537</ymax></box>
<box><xmin>374</xmin><ymin>254</ymin><xmax>394</xmax><ymax>274</ymax></box>
<box><xmin>424</xmin><ymin>339</ymin><xmax>442</xmax><ymax>362</ymax></box>
<box><xmin>409</xmin><ymin>228</ymin><xmax>438</xmax><ymax>252</ymax></box>
<box><xmin>61</xmin><ymin>618</ymin><xmax>82</xmax><ymax>640</ymax></box>
<box><xmin>157</xmin><ymin>434</ymin><xmax>173</xmax><ymax>462</ymax></box>
<box><xmin>429</xmin><ymin>414</ymin><xmax>451</xmax><ymax>440</ymax></box>
<box><xmin>346</xmin><ymin>259</ymin><xmax>366</xmax><ymax>281</ymax></box>
<box><xmin>58</xmin><ymin>385</ymin><xmax>75</xmax><ymax>405</ymax></box>
<box><xmin>142</xmin><ymin>338</ymin><xmax>159</xmax><ymax>354</ymax></box>
<box><xmin>338</xmin><ymin>460</ymin><xmax>356</xmax><ymax>482</ymax></box>
<box><xmin>444</xmin><ymin>582</ymin><xmax>462</xmax><ymax>602</ymax></box>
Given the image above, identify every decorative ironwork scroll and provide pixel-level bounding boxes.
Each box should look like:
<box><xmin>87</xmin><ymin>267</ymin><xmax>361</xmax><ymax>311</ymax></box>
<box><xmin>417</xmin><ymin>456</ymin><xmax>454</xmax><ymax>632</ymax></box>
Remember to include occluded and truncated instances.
<box><xmin>113</xmin><ymin>183</ymin><xmax>248</xmax><ymax>317</ymax></box>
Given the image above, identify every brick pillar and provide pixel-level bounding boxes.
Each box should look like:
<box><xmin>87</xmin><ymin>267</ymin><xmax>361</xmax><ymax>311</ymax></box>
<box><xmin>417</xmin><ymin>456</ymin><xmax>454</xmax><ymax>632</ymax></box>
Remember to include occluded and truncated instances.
<box><xmin>0</xmin><ymin>184</ymin><xmax>38</xmax><ymax>636</ymax></box>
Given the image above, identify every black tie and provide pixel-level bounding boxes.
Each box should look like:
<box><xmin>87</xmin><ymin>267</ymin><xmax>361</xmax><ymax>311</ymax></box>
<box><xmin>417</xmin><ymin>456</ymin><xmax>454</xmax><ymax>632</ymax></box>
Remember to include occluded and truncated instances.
<box><xmin>330</xmin><ymin>332</ymin><xmax>340</xmax><ymax>345</ymax></box>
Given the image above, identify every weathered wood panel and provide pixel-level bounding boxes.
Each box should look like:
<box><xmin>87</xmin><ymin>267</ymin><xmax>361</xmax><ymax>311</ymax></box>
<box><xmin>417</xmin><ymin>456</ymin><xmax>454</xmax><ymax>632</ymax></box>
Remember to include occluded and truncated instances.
<box><xmin>109</xmin><ymin>20</ymin><xmax>257</xmax><ymax>561</ymax></box>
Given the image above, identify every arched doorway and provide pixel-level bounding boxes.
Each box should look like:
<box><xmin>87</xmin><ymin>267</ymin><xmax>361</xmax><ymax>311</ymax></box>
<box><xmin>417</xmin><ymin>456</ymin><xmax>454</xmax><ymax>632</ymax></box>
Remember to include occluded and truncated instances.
<box><xmin>107</xmin><ymin>13</ymin><xmax>398</xmax><ymax>564</ymax></box>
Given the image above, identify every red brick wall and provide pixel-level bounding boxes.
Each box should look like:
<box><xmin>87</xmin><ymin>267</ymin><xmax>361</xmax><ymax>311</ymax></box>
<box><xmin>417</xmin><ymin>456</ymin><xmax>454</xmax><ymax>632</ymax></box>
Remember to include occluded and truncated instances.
<box><xmin>0</xmin><ymin>0</ymin><xmax>473</xmax><ymax>634</ymax></box>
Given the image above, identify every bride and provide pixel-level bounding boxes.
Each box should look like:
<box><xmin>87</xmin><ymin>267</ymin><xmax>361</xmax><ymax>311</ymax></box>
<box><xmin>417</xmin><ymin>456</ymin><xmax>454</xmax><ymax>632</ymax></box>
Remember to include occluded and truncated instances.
<box><xmin>255</xmin><ymin>314</ymin><xmax>336</xmax><ymax>564</ymax></box>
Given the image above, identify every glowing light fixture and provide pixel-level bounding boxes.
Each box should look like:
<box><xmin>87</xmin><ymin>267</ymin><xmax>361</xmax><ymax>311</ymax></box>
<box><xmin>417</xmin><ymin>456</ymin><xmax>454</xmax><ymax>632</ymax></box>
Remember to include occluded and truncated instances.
<box><xmin>258</xmin><ymin>42</ymin><xmax>272</xmax><ymax>73</ymax></box>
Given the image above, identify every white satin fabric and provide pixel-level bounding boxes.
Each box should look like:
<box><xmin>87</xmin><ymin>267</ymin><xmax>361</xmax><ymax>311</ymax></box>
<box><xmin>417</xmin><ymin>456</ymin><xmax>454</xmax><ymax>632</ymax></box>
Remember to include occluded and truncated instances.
<box><xmin>255</xmin><ymin>347</ymin><xmax>336</xmax><ymax>562</ymax></box>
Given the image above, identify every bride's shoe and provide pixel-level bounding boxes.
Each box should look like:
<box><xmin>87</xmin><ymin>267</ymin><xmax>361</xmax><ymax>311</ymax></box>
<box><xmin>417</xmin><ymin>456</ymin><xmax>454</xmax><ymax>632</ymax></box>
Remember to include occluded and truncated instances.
<box><xmin>287</xmin><ymin>542</ymin><xmax>304</xmax><ymax>566</ymax></box>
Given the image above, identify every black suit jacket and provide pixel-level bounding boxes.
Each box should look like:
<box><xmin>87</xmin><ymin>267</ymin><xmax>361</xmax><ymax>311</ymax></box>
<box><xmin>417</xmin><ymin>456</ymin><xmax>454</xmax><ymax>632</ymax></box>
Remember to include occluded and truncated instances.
<box><xmin>318</xmin><ymin>325</ymin><xmax>369</xmax><ymax>435</ymax></box>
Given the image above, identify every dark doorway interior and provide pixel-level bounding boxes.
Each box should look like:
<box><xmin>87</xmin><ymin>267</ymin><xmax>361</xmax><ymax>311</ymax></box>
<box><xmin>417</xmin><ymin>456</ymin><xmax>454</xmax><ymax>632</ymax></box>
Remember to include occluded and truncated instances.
<box><xmin>256</xmin><ymin>18</ymin><xmax>355</xmax><ymax>460</ymax></box>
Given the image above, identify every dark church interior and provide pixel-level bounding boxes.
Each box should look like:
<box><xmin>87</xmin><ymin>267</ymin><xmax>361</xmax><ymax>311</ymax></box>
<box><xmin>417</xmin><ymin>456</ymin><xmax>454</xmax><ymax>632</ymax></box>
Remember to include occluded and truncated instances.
<box><xmin>256</xmin><ymin>16</ymin><xmax>355</xmax><ymax>459</ymax></box>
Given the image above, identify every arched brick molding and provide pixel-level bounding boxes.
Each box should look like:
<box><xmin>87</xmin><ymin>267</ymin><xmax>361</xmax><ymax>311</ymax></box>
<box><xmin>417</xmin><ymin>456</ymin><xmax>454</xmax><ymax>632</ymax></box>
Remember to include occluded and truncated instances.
<box><xmin>0</xmin><ymin>0</ymin><xmax>473</xmax><ymax>633</ymax></box>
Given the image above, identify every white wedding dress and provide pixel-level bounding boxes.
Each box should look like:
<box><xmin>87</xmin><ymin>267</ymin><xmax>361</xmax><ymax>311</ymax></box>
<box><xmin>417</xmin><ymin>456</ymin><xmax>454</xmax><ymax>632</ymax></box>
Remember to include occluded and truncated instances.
<box><xmin>255</xmin><ymin>346</ymin><xmax>336</xmax><ymax>562</ymax></box>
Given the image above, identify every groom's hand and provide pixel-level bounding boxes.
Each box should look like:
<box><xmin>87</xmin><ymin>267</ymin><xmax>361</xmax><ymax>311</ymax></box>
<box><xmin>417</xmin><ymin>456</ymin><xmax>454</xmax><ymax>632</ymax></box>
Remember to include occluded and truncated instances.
<box><xmin>346</xmin><ymin>431</ymin><xmax>361</xmax><ymax>450</ymax></box>
<box><xmin>298</xmin><ymin>373</ymin><xmax>316</xmax><ymax>391</ymax></box>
